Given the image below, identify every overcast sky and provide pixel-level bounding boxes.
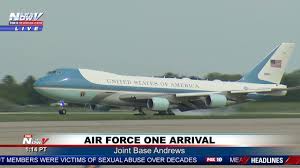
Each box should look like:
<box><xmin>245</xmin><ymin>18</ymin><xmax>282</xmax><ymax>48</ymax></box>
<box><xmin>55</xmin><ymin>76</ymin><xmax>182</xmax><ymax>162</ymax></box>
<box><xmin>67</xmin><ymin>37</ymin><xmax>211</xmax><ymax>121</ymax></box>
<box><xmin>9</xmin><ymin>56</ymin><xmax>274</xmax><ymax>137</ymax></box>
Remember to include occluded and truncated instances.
<box><xmin>0</xmin><ymin>0</ymin><xmax>299</xmax><ymax>82</ymax></box>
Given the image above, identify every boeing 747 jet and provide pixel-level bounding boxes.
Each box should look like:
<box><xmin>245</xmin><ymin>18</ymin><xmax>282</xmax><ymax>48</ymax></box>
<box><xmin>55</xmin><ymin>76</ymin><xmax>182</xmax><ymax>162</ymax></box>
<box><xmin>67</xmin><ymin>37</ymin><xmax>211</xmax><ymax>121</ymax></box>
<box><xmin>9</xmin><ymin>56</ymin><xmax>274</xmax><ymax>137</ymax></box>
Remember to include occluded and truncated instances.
<box><xmin>34</xmin><ymin>43</ymin><xmax>298</xmax><ymax>115</ymax></box>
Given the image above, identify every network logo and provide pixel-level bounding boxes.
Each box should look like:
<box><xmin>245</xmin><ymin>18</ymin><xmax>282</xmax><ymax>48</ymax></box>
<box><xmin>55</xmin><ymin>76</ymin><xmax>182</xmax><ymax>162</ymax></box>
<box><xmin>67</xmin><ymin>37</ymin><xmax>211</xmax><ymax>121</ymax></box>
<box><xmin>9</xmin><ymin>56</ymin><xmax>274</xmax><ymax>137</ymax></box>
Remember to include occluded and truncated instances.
<box><xmin>22</xmin><ymin>134</ymin><xmax>49</xmax><ymax>145</ymax></box>
<box><xmin>0</xmin><ymin>12</ymin><xmax>44</xmax><ymax>32</ymax></box>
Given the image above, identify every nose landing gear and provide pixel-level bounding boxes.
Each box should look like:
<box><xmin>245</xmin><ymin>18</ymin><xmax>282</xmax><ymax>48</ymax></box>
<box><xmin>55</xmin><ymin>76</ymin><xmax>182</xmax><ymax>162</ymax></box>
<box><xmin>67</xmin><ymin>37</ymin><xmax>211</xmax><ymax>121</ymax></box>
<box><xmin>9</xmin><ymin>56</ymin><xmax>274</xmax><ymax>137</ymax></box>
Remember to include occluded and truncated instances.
<box><xmin>58</xmin><ymin>108</ymin><xmax>67</xmax><ymax>115</ymax></box>
<box><xmin>58</xmin><ymin>100</ymin><xmax>67</xmax><ymax>115</ymax></box>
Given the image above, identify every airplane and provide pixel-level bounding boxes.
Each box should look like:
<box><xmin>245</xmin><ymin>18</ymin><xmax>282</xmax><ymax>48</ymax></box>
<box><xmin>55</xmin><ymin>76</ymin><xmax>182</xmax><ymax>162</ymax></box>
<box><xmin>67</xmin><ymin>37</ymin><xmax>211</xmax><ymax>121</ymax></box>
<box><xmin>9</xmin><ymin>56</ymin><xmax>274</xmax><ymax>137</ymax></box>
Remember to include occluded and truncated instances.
<box><xmin>34</xmin><ymin>43</ymin><xmax>298</xmax><ymax>115</ymax></box>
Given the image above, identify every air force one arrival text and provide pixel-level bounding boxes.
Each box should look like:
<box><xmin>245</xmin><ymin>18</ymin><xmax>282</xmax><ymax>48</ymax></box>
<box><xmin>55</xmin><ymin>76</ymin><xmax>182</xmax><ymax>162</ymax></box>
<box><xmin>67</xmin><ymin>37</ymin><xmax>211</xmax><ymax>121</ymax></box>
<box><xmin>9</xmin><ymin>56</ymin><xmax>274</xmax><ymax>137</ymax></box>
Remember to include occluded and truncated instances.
<box><xmin>33</xmin><ymin>43</ymin><xmax>299</xmax><ymax>115</ymax></box>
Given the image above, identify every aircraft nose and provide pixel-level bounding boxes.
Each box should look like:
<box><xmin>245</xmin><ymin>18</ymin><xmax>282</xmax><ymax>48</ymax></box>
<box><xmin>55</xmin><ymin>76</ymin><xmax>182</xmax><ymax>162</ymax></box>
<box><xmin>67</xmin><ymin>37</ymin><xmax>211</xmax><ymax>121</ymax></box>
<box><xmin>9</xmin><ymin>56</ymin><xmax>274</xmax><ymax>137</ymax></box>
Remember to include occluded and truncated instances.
<box><xmin>33</xmin><ymin>77</ymin><xmax>47</xmax><ymax>88</ymax></box>
<box><xmin>33</xmin><ymin>80</ymin><xmax>40</xmax><ymax>88</ymax></box>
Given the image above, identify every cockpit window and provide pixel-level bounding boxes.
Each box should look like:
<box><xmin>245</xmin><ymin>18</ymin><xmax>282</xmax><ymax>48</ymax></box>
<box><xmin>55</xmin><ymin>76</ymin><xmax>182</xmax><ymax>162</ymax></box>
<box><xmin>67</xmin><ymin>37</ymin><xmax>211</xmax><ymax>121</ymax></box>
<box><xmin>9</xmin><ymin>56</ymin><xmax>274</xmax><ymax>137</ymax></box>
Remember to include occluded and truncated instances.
<box><xmin>47</xmin><ymin>71</ymin><xmax>56</xmax><ymax>75</ymax></box>
<box><xmin>47</xmin><ymin>70</ymin><xmax>62</xmax><ymax>75</ymax></box>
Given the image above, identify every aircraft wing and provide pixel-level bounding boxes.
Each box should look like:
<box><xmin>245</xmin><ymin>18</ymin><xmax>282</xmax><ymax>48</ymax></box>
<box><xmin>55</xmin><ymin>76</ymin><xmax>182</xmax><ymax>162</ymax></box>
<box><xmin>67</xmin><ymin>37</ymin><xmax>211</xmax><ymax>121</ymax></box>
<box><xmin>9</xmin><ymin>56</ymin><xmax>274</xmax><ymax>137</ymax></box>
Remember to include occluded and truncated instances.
<box><xmin>119</xmin><ymin>89</ymin><xmax>274</xmax><ymax>101</ymax></box>
<box><xmin>119</xmin><ymin>93</ymin><xmax>167</xmax><ymax>101</ymax></box>
<box><xmin>175</xmin><ymin>91</ymin><xmax>222</xmax><ymax>98</ymax></box>
<box><xmin>175</xmin><ymin>86</ymin><xmax>300</xmax><ymax>98</ymax></box>
<box><xmin>273</xmin><ymin>86</ymin><xmax>300</xmax><ymax>91</ymax></box>
<box><xmin>118</xmin><ymin>86</ymin><xmax>300</xmax><ymax>102</ymax></box>
<box><xmin>174</xmin><ymin>89</ymin><xmax>273</xmax><ymax>98</ymax></box>
<box><xmin>229</xmin><ymin>88</ymin><xmax>272</xmax><ymax>94</ymax></box>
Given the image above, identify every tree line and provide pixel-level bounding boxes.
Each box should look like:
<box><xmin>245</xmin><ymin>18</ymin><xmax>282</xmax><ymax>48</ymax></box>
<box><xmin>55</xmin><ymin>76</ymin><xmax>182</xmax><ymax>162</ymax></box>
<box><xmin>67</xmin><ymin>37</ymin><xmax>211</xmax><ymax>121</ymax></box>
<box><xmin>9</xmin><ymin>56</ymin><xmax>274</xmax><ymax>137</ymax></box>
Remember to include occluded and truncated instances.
<box><xmin>0</xmin><ymin>70</ymin><xmax>299</xmax><ymax>106</ymax></box>
<box><xmin>0</xmin><ymin>75</ymin><xmax>49</xmax><ymax>105</ymax></box>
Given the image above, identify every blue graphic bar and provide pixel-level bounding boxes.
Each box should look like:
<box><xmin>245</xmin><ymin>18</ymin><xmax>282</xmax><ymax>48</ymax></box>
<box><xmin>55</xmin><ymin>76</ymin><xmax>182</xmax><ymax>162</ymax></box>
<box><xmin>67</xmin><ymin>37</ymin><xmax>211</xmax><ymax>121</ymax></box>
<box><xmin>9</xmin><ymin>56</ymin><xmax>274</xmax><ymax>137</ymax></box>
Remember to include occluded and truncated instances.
<box><xmin>0</xmin><ymin>155</ymin><xmax>298</xmax><ymax>165</ymax></box>
<box><xmin>0</xmin><ymin>26</ymin><xmax>43</xmax><ymax>31</ymax></box>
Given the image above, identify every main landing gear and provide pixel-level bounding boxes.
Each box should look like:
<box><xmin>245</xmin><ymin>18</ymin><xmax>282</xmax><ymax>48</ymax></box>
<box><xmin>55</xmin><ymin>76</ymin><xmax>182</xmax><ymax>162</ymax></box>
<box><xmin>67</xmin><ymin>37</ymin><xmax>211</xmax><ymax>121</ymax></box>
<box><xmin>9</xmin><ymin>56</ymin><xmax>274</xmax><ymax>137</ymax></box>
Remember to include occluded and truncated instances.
<box><xmin>133</xmin><ymin>107</ymin><xmax>175</xmax><ymax>116</ymax></box>
<box><xmin>133</xmin><ymin>107</ymin><xmax>146</xmax><ymax>115</ymax></box>
<box><xmin>155</xmin><ymin>109</ymin><xmax>175</xmax><ymax>115</ymax></box>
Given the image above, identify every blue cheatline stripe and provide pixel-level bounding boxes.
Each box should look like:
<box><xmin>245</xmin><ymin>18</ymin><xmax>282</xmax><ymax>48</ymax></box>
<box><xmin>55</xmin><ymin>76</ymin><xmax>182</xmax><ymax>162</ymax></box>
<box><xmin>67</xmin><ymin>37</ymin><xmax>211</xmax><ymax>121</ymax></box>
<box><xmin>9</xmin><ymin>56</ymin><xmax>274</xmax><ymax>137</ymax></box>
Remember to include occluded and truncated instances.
<box><xmin>41</xmin><ymin>85</ymin><xmax>209</xmax><ymax>94</ymax></box>
<box><xmin>238</xmin><ymin>46</ymin><xmax>279</xmax><ymax>84</ymax></box>
<box><xmin>34</xmin><ymin>68</ymin><xmax>212</xmax><ymax>94</ymax></box>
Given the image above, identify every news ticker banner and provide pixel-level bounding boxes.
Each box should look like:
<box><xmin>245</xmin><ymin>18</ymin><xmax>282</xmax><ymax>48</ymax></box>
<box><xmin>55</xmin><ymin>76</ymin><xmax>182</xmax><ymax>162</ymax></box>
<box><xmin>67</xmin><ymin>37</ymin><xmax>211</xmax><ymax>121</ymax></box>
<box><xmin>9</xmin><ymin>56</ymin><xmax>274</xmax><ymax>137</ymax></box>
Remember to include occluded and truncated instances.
<box><xmin>1</xmin><ymin>155</ymin><xmax>300</xmax><ymax>165</ymax></box>
<box><xmin>0</xmin><ymin>134</ymin><xmax>300</xmax><ymax>165</ymax></box>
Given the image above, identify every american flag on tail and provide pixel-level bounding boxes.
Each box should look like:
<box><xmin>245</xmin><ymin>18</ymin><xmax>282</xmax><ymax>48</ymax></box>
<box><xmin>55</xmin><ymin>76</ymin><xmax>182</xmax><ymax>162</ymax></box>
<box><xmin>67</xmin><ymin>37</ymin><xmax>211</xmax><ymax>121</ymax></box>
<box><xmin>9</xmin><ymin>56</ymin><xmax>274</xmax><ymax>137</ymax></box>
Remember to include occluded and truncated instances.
<box><xmin>270</xmin><ymin>59</ymin><xmax>282</xmax><ymax>68</ymax></box>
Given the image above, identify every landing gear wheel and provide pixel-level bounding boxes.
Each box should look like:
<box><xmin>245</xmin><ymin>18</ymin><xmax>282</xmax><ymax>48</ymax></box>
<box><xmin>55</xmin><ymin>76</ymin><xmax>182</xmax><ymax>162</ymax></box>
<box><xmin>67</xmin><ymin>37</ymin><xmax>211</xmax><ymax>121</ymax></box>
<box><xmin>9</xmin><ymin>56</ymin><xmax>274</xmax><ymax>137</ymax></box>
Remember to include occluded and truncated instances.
<box><xmin>167</xmin><ymin>110</ymin><xmax>175</xmax><ymax>115</ymax></box>
<box><xmin>154</xmin><ymin>111</ymin><xmax>167</xmax><ymax>115</ymax></box>
<box><xmin>154</xmin><ymin>109</ymin><xmax>175</xmax><ymax>115</ymax></box>
<box><xmin>58</xmin><ymin>109</ymin><xmax>67</xmax><ymax>115</ymax></box>
<box><xmin>134</xmin><ymin>107</ymin><xmax>146</xmax><ymax>115</ymax></box>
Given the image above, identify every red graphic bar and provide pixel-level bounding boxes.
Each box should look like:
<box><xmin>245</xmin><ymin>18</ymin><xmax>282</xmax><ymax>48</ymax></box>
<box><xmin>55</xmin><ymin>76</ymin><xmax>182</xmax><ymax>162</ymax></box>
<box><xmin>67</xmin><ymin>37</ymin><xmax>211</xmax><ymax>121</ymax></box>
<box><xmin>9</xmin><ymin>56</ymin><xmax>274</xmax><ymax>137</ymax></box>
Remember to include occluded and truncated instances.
<box><xmin>239</xmin><ymin>156</ymin><xmax>250</xmax><ymax>164</ymax></box>
<box><xmin>23</xmin><ymin>134</ymin><xmax>32</xmax><ymax>138</ymax></box>
<box><xmin>9</xmin><ymin>21</ymin><xmax>43</xmax><ymax>26</ymax></box>
<box><xmin>285</xmin><ymin>156</ymin><xmax>300</xmax><ymax>165</ymax></box>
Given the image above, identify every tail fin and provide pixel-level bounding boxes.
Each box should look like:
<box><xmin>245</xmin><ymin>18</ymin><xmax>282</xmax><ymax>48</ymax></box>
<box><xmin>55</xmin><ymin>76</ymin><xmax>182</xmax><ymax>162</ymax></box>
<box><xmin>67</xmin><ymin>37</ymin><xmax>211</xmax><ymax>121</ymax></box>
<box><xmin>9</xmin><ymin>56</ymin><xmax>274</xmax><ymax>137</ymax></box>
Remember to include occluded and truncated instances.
<box><xmin>239</xmin><ymin>43</ymin><xmax>295</xmax><ymax>84</ymax></box>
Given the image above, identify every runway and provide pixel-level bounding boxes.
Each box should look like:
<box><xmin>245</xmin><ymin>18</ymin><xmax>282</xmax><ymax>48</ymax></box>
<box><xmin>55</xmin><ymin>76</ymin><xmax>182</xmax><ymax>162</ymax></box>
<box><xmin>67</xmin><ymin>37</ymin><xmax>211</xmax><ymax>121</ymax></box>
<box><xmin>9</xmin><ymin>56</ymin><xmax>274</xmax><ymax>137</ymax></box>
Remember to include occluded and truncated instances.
<box><xmin>1</xmin><ymin>118</ymin><xmax>300</xmax><ymax>146</ymax></box>
<box><xmin>1</xmin><ymin>118</ymin><xmax>300</xmax><ymax>138</ymax></box>
<box><xmin>0</xmin><ymin>118</ymin><xmax>299</xmax><ymax>168</ymax></box>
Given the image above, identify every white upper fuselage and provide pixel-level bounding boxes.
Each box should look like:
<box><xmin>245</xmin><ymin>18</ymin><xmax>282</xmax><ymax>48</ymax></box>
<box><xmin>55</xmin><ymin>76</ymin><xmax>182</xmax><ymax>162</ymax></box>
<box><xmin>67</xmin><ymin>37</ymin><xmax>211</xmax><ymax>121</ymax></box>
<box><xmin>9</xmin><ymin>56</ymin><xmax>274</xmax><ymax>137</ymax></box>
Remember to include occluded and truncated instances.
<box><xmin>79</xmin><ymin>69</ymin><xmax>285</xmax><ymax>93</ymax></box>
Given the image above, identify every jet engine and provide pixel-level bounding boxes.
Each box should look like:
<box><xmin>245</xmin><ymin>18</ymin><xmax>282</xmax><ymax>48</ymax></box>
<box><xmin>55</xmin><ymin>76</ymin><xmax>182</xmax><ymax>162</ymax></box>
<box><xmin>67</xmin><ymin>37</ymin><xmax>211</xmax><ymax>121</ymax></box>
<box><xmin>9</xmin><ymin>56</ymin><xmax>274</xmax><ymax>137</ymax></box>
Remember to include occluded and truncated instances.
<box><xmin>147</xmin><ymin>97</ymin><xmax>170</xmax><ymax>111</ymax></box>
<box><xmin>205</xmin><ymin>94</ymin><xmax>227</xmax><ymax>108</ymax></box>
